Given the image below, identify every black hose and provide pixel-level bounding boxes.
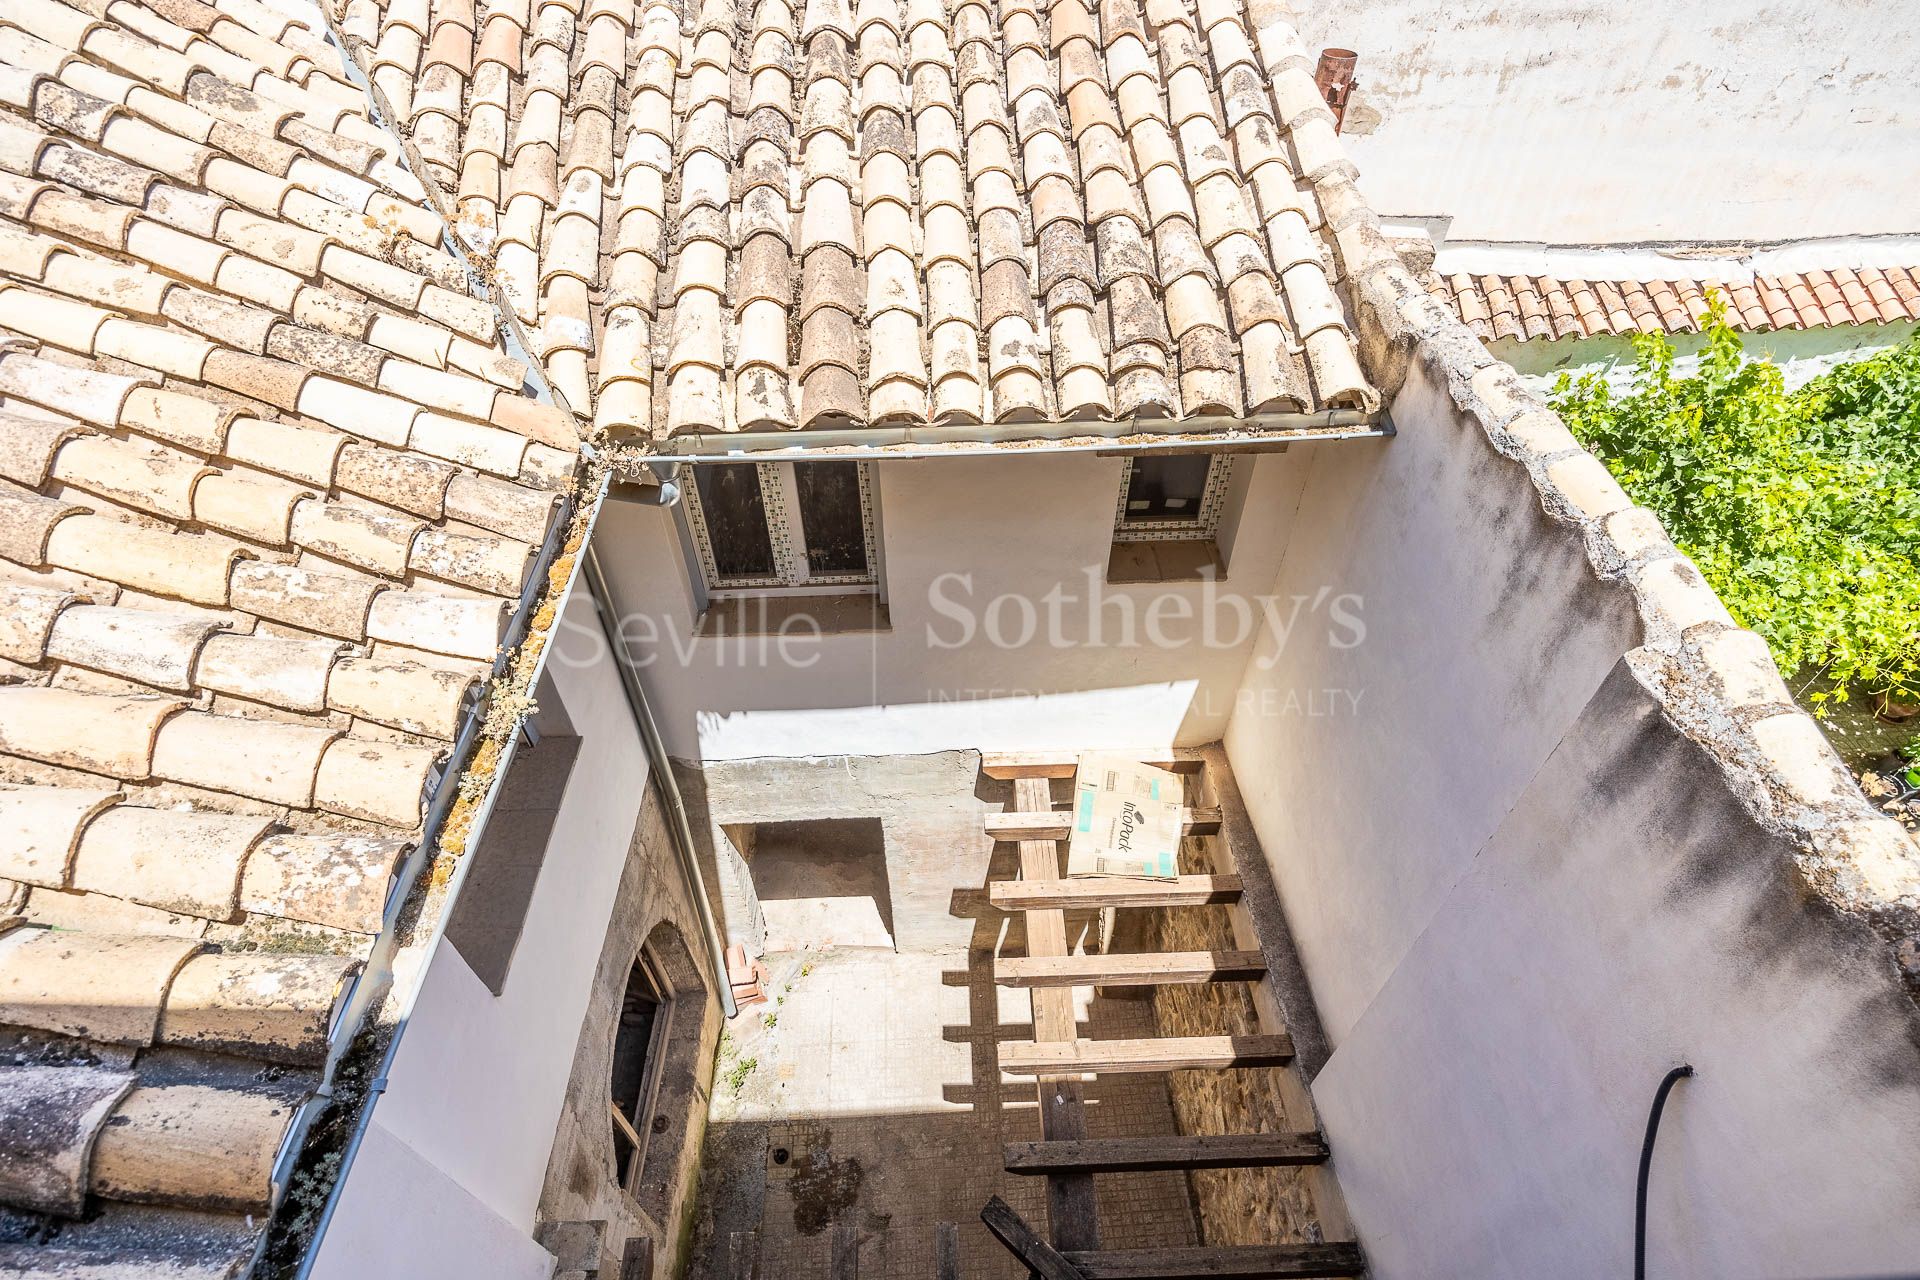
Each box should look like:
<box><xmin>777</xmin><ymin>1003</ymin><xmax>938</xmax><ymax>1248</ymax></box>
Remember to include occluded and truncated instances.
<box><xmin>1635</xmin><ymin>1065</ymin><xmax>1694</xmax><ymax>1280</ymax></box>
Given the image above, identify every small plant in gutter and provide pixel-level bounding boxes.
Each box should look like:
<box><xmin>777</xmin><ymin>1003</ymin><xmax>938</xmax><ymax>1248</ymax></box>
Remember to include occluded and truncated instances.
<box><xmin>1553</xmin><ymin>302</ymin><xmax>1920</xmax><ymax>713</ymax></box>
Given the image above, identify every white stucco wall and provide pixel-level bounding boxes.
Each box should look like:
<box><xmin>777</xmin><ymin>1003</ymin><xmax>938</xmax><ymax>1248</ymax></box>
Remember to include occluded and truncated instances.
<box><xmin>1302</xmin><ymin>0</ymin><xmax>1920</xmax><ymax>243</ymax></box>
<box><xmin>1225</xmin><ymin>359</ymin><xmax>1642</xmax><ymax>1041</ymax></box>
<box><xmin>312</xmin><ymin>585</ymin><xmax>651</xmax><ymax>1280</ymax></box>
<box><xmin>1222</xmin><ymin>353</ymin><xmax>1920</xmax><ymax>1275</ymax></box>
<box><xmin>1308</xmin><ymin>662</ymin><xmax>1920</xmax><ymax>1279</ymax></box>
<box><xmin>594</xmin><ymin>449</ymin><xmax>1322</xmax><ymax>761</ymax></box>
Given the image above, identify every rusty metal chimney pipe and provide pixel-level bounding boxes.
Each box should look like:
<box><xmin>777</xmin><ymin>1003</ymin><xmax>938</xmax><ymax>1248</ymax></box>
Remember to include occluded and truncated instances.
<box><xmin>1315</xmin><ymin>48</ymin><xmax>1358</xmax><ymax>132</ymax></box>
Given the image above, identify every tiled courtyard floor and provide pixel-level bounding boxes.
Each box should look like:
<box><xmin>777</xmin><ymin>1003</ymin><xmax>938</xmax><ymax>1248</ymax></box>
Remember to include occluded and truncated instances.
<box><xmin>687</xmin><ymin>947</ymin><xmax>1198</xmax><ymax>1280</ymax></box>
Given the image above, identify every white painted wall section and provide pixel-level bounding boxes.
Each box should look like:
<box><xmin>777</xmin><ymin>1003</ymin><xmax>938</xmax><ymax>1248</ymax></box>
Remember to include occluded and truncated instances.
<box><xmin>1496</xmin><ymin>322</ymin><xmax>1917</xmax><ymax>396</ymax></box>
<box><xmin>1221</xmin><ymin>354</ymin><xmax>1920</xmax><ymax>1275</ymax></box>
<box><xmin>309</xmin><ymin>1119</ymin><xmax>554</xmax><ymax>1280</ymax></box>
<box><xmin>1303</xmin><ymin>0</ymin><xmax>1920</xmax><ymax>243</ymax></box>
<box><xmin>595</xmin><ymin>450</ymin><xmax>1321</xmax><ymax>761</ymax></box>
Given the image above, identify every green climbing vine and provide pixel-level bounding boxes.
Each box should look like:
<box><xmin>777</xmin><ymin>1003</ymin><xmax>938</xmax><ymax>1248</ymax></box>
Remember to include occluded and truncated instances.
<box><xmin>1550</xmin><ymin>300</ymin><xmax>1920</xmax><ymax>711</ymax></box>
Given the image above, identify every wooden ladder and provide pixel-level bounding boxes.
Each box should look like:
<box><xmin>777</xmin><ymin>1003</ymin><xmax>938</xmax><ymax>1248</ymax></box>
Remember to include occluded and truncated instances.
<box><xmin>975</xmin><ymin>751</ymin><xmax>1364</xmax><ymax>1280</ymax></box>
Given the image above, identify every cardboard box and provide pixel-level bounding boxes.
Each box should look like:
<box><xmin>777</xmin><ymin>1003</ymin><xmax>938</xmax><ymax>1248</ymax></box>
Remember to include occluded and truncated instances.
<box><xmin>1066</xmin><ymin>755</ymin><xmax>1183</xmax><ymax>879</ymax></box>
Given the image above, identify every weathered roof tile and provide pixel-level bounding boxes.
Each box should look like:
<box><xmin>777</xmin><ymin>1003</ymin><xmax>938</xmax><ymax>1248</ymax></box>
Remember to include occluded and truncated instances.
<box><xmin>1436</xmin><ymin>266</ymin><xmax>1920</xmax><ymax>341</ymax></box>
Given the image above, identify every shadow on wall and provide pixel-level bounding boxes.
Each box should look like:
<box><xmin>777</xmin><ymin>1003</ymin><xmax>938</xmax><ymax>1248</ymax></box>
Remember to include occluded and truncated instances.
<box><xmin>447</xmin><ymin>673</ymin><xmax>582</xmax><ymax>994</ymax></box>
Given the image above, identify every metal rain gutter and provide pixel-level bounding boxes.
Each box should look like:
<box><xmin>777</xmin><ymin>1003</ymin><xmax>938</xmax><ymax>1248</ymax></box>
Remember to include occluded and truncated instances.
<box><xmin>641</xmin><ymin>408</ymin><xmax>1390</xmax><ymax>462</ymax></box>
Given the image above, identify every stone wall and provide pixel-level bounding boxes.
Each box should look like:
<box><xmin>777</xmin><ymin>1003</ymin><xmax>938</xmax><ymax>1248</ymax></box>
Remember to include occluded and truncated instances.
<box><xmin>537</xmin><ymin>783</ymin><xmax>725</xmax><ymax>1278</ymax></box>
<box><xmin>1144</xmin><ymin>900</ymin><xmax>1317</xmax><ymax>1247</ymax></box>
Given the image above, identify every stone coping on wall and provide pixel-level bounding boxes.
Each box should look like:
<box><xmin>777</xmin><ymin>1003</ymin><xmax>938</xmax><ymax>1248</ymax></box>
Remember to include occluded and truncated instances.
<box><xmin>1250</xmin><ymin>0</ymin><xmax>1920</xmax><ymax>1001</ymax></box>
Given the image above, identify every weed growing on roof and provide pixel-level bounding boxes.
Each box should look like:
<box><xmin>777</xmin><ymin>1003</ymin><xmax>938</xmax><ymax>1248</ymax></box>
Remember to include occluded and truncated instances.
<box><xmin>723</xmin><ymin>1056</ymin><xmax>757</xmax><ymax>1095</ymax></box>
<box><xmin>1553</xmin><ymin>302</ymin><xmax>1920</xmax><ymax>712</ymax></box>
<box><xmin>281</xmin><ymin>1151</ymin><xmax>343</xmax><ymax>1241</ymax></box>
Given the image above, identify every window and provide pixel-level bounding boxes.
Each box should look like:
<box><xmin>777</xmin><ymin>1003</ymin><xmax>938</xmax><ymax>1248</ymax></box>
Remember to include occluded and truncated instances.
<box><xmin>609</xmin><ymin>950</ymin><xmax>668</xmax><ymax>1191</ymax></box>
<box><xmin>1108</xmin><ymin>454</ymin><xmax>1236</xmax><ymax>583</ymax></box>
<box><xmin>685</xmin><ymin>460</ymin><xmax>879</xmax><ymax>594</ymax></box>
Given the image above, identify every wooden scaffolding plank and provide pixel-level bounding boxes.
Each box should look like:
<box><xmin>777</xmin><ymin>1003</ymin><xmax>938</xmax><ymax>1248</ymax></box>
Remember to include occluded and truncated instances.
<box><xmin>1060</xmin><ymin>1244</ymin><xmax>1366</xmax><ymax>1280</ymax></box>
<box><xmin>990</xmin><ymin>875</ymin><xmax>1242</xmax><ymax>911</ymax></box>
<box><xmin>982</xmin><ymin>752</ymin><xmax>1205</xmax><ymax>780</ymax></box>
<box><xmin>984</xmin><ymin>807</ymin><xmax>1223</xmax><ymax>841</ymax></box>
<box><xmin>979</xmin><ymin>1196</ymin><xmax>1087</xmax><ymax>1280</ymax></box>
<box><xmin>1003</xmin><ymin>1132</ymin><xmax>1329</xmax><ymax>1174</ymax></box>
<box><xmin>995</xmin><ymin>950</ymin><xmax>1267</xmax><ymax>988</ymax></box>
<box><xmin>1012</xmin><ymin>775</ymin><xmax>1100</xmax><ymax>1252</ymax></box>
<box><xmin>1000</xmin><ymin>1034</ymin><xmax>1295</xmax><ymax>1075</ymax></box>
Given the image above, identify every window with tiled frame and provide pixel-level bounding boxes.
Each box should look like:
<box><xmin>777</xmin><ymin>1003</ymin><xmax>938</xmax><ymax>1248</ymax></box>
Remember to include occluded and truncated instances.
<box><xmin>683</xmin><ymin>459</ymin><xmax>880</xmax><ymax>595</ymax></box>
<box><xmin>1107</xmin><ymin>454</ymin><xmax>1235</xmax><ymax>583</ymax></box>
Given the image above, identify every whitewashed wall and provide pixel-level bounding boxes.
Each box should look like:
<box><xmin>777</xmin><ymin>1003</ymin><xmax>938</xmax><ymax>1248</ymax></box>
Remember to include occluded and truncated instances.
<box><xmin>1222</xmin><ymin>353</ymin><xmax>1920</xmax><ymax>1276</ymax></box>
<box><xmin>595</xmin><ymin>449</ymin><xmax>1333</xmax><ymax>761</ymax></box>
<box><xmin>312</xmin><ymin>586</ymin><xmax>651</xmax><ymax>1280</ymax></box>
<box><xmin>1302</xmin><ymin>0</ymin><xmax>1920</xmax><ymax>243</ymax></box>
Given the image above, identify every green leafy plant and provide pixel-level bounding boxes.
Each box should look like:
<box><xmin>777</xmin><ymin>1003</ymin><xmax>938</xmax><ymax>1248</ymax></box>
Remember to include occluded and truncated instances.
<box><xmin>724</xmin><ymin>1056</ymin><xmax>757</xmax><ymax>1095</ymax></box>
<box><xmin>1551</xmin><ymin>301</ymin><xmax>1920</xmax><ymax>710</ymax></box>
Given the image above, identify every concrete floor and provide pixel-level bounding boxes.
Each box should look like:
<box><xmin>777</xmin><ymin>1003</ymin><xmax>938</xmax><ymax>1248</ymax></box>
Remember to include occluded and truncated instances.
<box><xmin>687</xmin><ymin>947</ymin><xmax>1198</xmax><ymax>1280</ymax></box>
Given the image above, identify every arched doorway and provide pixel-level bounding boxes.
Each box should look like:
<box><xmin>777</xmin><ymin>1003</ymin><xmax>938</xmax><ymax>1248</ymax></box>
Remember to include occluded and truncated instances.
<box><xmin>607</xmin><ymin>920</ymin><xmax>708</xmax><ymax>1220</ymax></box>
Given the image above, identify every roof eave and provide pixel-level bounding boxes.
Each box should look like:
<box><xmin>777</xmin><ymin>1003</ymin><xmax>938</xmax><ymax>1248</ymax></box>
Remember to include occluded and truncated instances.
<box><xmin>631</xmin><ymin>409</ymin><xmax>1393</xmax><ymax>463</ymax></box>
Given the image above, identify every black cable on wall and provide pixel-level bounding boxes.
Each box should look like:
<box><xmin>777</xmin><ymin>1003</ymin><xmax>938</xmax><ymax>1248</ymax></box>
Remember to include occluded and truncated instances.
<box><xmin>1636</xmin><ymin>1064</ymin><xmax>1694</xmax><ymax>1280</ymax></box>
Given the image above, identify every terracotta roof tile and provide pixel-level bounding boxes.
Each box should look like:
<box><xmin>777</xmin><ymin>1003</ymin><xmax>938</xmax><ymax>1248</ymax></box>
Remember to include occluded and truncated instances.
<box><xmin>0</xmin><ymin>2</ymin><xmax>579</xmax><ymax>1260</ymax></box>
<box><xmin>339</xmin><ymin>0</ymin><xmax>1376</xmax><ymax>434</ymax></box>
<box><xmin>1433</xmin><ymin>266</ymin><xmax>1920</xmax><ymax>342</ymax></box>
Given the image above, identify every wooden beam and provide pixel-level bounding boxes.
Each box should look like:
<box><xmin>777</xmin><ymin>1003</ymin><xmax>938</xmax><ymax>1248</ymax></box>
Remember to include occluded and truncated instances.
<box><xmin>1013</xmin><ymin>775</ymin><xmax>1099</xmax><ymax>1252</ymax></box>
<box><xmin>982</xmin><ymin>752</ymin><xmax>1204</xmax><ymax>780</ymax></box>
<box><xmin>1000</xmin><ymin>1034</ymin><xmax>1294</xmax><ymax>1075</ymax></box>
<box><xmin>995</xmin><ymin>950</ymin><xmax>1267</xmax><ymax>988</ymax></box>
<box><xmin>1002</xmin><ymin>1132</ymin><xmax>1328</xmax><ymax>1175</ymax></box>
<box><xmin>990</xmin><ymin>875</ymin><xmax>1242</xmax><ymax>912</ymax></box>
<box><xmin>985</xmin><ymin>807</ymin><xmax>1222</xmax><ymax>841</ymax></box>
<box><xmin>1060</xmin><ymin>1244</ymin><xmax>1365</xmax><ymax>1280</ymax></box>
<box><xmin>610</xmin><ymin>1100</ymin><xmax>644</xmax><ymax>1147</ymax></box>
<box><xmin>979</xmin><ymin>1196</ymin><xmax>1089</xmax><ymax>1280</ymax></box>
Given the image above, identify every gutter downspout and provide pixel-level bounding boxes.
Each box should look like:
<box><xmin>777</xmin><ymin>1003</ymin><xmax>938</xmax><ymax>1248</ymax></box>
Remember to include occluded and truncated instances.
<box><xmin>582</xmin><ymin>541</ymin><xmax>737</xmax><ymax>1019</ymax></box>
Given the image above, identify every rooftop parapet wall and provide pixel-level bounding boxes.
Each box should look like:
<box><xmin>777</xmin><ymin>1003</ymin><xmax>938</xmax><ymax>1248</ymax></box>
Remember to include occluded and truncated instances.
<box><xmin>1252</xmin><ymin>0</ymin><xmax>1920</xmax><ymax>995</ymax></box>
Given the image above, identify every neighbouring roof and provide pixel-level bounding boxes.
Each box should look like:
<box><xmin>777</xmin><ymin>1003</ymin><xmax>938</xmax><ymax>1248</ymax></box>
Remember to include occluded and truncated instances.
<box><xmin>1433</xmin><ymin>266</ymin><xmax>1920</xmax><ymax>344</ymax></box>
<box><xmin>0</xmin><ymin>0</ymin><xmax>580</xmax><ymax>1270</ymax></box>
<box><xmin>332</xmin><ymin>0</ymin><xmax>1380</xmax><ymax>438</ymax></box>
